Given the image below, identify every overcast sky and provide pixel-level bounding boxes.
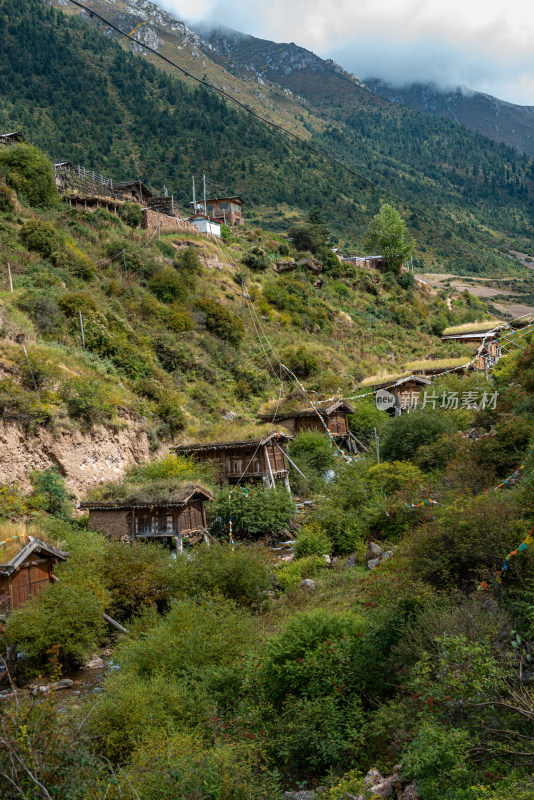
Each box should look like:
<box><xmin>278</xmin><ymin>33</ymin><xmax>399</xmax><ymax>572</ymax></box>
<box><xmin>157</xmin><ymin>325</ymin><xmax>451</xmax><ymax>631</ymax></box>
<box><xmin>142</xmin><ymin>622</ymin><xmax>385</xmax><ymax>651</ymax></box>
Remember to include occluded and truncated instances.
<box><xmin>157</xmin><ymin>0</ymin><xmax>534</xmax><ymax>105</ymax></box>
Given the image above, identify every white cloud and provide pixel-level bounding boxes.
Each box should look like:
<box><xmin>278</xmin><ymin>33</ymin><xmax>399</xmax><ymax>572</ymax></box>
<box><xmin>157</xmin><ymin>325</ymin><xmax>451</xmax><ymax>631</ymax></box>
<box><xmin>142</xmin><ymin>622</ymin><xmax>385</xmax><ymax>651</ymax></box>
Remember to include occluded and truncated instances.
<box><xmin>156</xmin><ymin>0</ymin><xmax>534</xmax><ymax>104</ymax></box>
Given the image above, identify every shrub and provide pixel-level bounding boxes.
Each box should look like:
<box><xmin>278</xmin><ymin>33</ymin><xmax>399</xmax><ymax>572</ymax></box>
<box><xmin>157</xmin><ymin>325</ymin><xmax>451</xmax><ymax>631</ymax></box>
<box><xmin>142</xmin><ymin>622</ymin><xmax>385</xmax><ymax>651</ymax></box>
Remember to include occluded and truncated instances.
<box><xmin>289</xmin><ymin>431</ymin><xmax>337</xmax><ymax>474</ymax></box>
<box><xmin>381</xmin><ymin>410</ymin><xmax>452</xmax><ymax>462</ymax></box>
<box><xmin>154</xmin><ymin>333</ymin><xmax>193</xmax><ymax>372</ymax></box>
<box><xmin>280</xmin><ymin>343</ymin><xmax>319</xmax><ymax>378</ymax></box>
<box><xmin>167</xmin><ymin>307</ymin><xmax>194</xmax><ymax>332</ymax></box>
<box><xmin>0</xmin><ymin>182</ymin><xmax>15</xmax><ymax>212</ymax></box>
<box><xmin>169</xmin><ymin>543</ymin><xmax>273</xmax><ymax>607</ymax></box>
<box><xmin>148</xmin><ymin>269</ymin><xmax>188</xmax><ymax>304</ymax></box>
<box><xmin>127</xmin><ymin>453</ymin><xmax>211</xmax><ymax>484</ymax></box>
<box><xmin>17</xmin><ymin>292</ymin><xmax>66</xmax><ymax>337</ymax></box>
<box><xmin>53</xmin><ymin>242</ymin><xmax>95</xmax><ymax>279</ymax></box>
<box><xmin>115</xmin><ymin>598</ymin><xmax>257</xmax><ymax>679</ymax></box>
<box><xmin>28</xmin><ymin>468</ymin><xmax>72</xmax><ymax>518</ymax></box>
<box><xmin>294</xmin><ymin>525</ymin><xmax>333</xmax><ymax>558</ymax></box>
<box><xmin>210</xmin><ymin>484</ymin><xmax>296</xmax><ymax>539</ymax></box>
<box><xmin>401</xmin><ymin>722</ymin><xmax>470</xmax><ymax>800</ymax></box>
<box><xmin>155</xmin><ymin>393</ymin><xmax>186</xmax><ymax>437</ymax></box>
<box><xmin>7</xmin><ymin>581</ymin><xmax>106</xmax><ymax>672</ymax></box>
<box><xmin>196</xmin><ymin>297</ymin><xmax>245</xmax><ymax>346</ymax></box>
<box><xmin>242</xmin><ymin>245</ymin><xmax>270</xmax><ymax>271</ymax></box>
<box><xmin>57</xmin><ymin>291</ymin><xmax>97</xmax><ymax>317</ymax></box>
<box><xmin>60</xmin><ymin>377</ymin><xmax>117</xmax><ymax>427</ymax></box>
<box><xmin>277</xmin><ymin>554</ymin><xmax>326</xmax><ymax>590</ymax></box>
<box><xmin>103</xmin><ymin>541</ymin><xmax>172</xmax><ymax>621</ymax></box>
<box><xmin>365</xmin><ymin>461</ymin><xmax>425</xmax><ymax>494</ymax></box>
<box><xmin>118</xmin><ymin>201</ymin><xmax>142</xmax><ymax>227</ymax></box>
<box><xmin>0</xmin><ymin>144</ymin><xmax>56</xmax><ymax>208</ymax></box>
<box><xmin>348</xmin><ymin>402</ymin><xmax>388</xmax><ymax>445</ymax></box>
<box><xmin>19</xmin><ymin>219</ymin><xmax>59</xmax><ymax>258</ymax></box>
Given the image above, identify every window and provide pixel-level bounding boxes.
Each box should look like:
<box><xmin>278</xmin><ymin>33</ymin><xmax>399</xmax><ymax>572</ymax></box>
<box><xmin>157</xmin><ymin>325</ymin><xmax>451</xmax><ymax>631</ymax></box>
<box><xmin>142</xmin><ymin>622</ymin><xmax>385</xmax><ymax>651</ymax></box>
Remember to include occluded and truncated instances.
<box><xmin>220</xmin><ymin>201</ymin><xmax>229</xmax><ymax>210</ymax></box>
<box><xmin>207</xmin><ymin>204</ymin><xmax>213</xmax><ymax>213</ymax></box>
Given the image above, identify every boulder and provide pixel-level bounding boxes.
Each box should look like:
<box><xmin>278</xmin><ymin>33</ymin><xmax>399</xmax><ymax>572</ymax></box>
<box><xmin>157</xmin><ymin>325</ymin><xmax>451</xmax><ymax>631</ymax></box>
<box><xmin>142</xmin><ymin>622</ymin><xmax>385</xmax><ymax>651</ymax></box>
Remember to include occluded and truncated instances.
<box><xmin>322</xmin><ymin>554</ymin><xmax>332</xmax><ymax>566</ymax></box>
<box><xmin>83</xmin><ymin>656</ymin><xmax>105</xmax><ymax>670</ymax></box>
<box><xmin>345</xmin><ymin>555</ymin><xmax>358</xmax><ymax>568</ymax></box>
<box><xmin>53</xmin><ymin>678</ymin><xmax>74</xmax><ymax>691</ymax></box>
<box><xmin>284</xmin><ymin>792</ymin><xmax>316</xmax><ymax>800</ymax></box>
<box><xmin>382</xmin><ymin>550</ymin><xmax>394</xmax><ymax>562</ymax></box>
<box><xmin>365</xmin><ymin>542</ymin><xmax>383</xmax><ymax>562</ymax></box>
<box><xmin>367</xmin><ymin>558</ymin><xmax>381</xmax><ymax>570</ymax></box>
<box><xmin>300</xmin><ymin>579</ymin><xmax>317</xmax><ymax>591</ymax></box>
<box><xmin>222</xmin><ymin>411</ymin><xmax>238</xmax><ymax>422</ymax></box>
<box><xmin>399</xmin><ymin>783</ymin><xmax>420</xmax><ymax>800</ymax></box>
<box><xmin>363</xmin><ymin>768</ymin><xmax>384</xmax><ymax>788</ymax></box>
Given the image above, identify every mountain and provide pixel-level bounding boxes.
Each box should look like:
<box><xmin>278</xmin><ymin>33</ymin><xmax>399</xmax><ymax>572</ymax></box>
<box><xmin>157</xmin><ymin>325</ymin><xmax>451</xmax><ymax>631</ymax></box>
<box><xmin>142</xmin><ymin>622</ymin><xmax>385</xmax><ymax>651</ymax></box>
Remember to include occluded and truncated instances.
<box><xmin>7</xmin><ymin>0</ymin><xmax>534</xmax><ymax>276</ymax></box>
<box><xmin>366</xmin><ymin>79</ymin><xmax>534</xmax><ymax>159</ymax></box>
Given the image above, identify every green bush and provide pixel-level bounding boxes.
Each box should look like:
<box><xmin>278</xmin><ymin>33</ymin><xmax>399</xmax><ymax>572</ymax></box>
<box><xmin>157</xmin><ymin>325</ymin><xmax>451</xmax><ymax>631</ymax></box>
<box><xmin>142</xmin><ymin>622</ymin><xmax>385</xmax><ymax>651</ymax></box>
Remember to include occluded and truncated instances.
<box><xmin>294</xmin><ymin>525</ymin><xmax>333</xmax><ymax>558</ymax></box>
<box><xmin>277</xmin><ymin>554</ymin><xmax>326</xmax><ymax>590</ymax></box>
<box><xmin>289</xmin><ymin>431</ymin><xmax>337</xmax><ymax>474</ymax></box>
<box><xmin>210</xmin><ymin>484</ymin><xmax>296</xmax><ymax>539</ymax></box>
<box><xmin>57</xmin><ymin>291</ymin><xmax>97</xmax><ymax>316</ymax></box>
<box><xmin>59</xmin><ymin>377</ymin><xmax>117</xmax><ymax>427</ymax></box>
<box><xmin>348</xmin><ymin>401</ymin><xmax>388</xmax><ymax>445</ymax></box>
<box><xmin>196</xmin><ymin>297</ymin><xmax>245</xmax><ymax>346</ymax></box>
<box><xmin>118</xmin><ymin>201</ymin><xmax>142</xmax><ymax>227</ymax></box>
<box><xmin>53</xmin><ymin>242</ymin><xmax>95</xmax><ymax>279</ymax></box>
<box><xmin>242</xmin><ymin>245</ymin><xmax>270</xmax><ymax>271</ymax></box>
<box><xmin>28</xmin><ymin>468</ymin><xmax>72</xmax><ymax>518</ymax></box>
<box><xmin>365</xmin><ymin>460</ymin><xmax>425</xmax><ymax>494</ymax></box>
<box><xmin>0</xmin><ymin>144</ymin><xmax>56</xmax><ymax>208</ymax></box>
<box><xmin>381</xmin><ymin>410</ymin><xmax>452</xmax><ymax>462</ymax></box>
<box><xmin>401</xmin><ymin>722</ymin><xmax>470</xmax><ymax>800</ymax></box>
<box><xmin>103</xmin><ymin>541</ymin><xmax>172</xmax><ymax>621</ymax></box>
<box><xmin>19</xmin><ymin>218</ymin><xmax>59</xmax><ymax>258</ymax></box>
<box><xmin>166</xmin><ymin>306</ymin><xmax>194</xmax><ymax>332</ymax></box>
<box><xmin>17</xmin><ymin>292</ymin><xmax>66</xmax><ymax>337</ymax></box>
<box><xmin>169</xmin><ymin>543</ymin><xmax>273</xmax><ymax>607</ymax></box>
<box><xmin>280</xmin><ymin>343</ymin><xmax>319</xmax><ymax>378</ymax></box>
<box><xmin>148</xmin><ymin>268</ymin><xmax>188</xmax><ymax>304</ymax></box>
<box><xmin>0</xmin><ymin>182</ymin><xmax>15</xmax><ymax>212</ymax></box>
<box><xmin>7</xmin><ymin>581</ymin><xmax>106</xmax><ymax>672</ymax></box>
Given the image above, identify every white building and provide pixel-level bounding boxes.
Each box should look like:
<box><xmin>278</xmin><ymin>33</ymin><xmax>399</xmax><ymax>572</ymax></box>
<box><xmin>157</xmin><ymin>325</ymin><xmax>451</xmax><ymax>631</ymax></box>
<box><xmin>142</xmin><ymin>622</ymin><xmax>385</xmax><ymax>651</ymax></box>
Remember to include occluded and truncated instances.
<box><xmin>188</xmin><ymin>215</ymin><xmax>221</xmax><ymax>237</ymax></box>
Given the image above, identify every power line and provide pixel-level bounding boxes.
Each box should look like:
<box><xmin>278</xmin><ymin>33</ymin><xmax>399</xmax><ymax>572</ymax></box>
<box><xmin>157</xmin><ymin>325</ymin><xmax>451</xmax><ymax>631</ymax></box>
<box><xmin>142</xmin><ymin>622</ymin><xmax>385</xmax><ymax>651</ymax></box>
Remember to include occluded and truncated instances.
<box><xmin>62</xmin><ymin>0</ymin><xmax>515</xmax><ymax>265</ymax></box>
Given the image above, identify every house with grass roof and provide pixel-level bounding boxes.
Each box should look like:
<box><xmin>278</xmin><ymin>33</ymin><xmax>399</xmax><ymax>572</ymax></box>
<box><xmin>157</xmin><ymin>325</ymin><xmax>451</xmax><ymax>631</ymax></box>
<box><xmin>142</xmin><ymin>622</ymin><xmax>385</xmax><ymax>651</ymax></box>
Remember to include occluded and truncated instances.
<box><xmin>0</xmin><ymin>534</ymin><xmax>68</xmax><ymax>613</ymax></box>
<box><xmin>256</xmin><ymin>394</ymin><xmax>360</xmax><ymax>453</ymax></box>
<box><xmin>174</xmin><ymin>427</ymin><xmax>293</xmax><ymax>490</ymax></box>
<box><xmin>81</xmin><ymin>482</ymin><xmax>214</xmax><ymax>553</ymax></box>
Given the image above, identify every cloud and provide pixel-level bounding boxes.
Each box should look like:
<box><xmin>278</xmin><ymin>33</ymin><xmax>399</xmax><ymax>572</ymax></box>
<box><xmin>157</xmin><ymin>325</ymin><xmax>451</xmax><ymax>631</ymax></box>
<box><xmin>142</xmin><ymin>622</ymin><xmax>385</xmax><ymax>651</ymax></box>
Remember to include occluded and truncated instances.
<box><xmin>156</xmin><ymin>0</ymin><xmax>534</xmax><ymax>104</ymax></box>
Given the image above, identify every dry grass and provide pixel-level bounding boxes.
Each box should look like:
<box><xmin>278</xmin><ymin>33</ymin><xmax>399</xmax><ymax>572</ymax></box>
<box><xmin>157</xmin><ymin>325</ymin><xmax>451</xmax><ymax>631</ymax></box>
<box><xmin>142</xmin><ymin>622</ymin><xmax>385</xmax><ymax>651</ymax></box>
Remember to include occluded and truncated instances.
<box><xmin>177</xmin><ymin>422</ymin><xmax>288</xmax><ymax>446</ymax></box>
<box><xmin>0</xmin><ymin>522</ymin><xmax>53</xmax><ymax>563</ymax></box>
<box><xmin>360</xmin><ymin>357</ymin><xmax>471</xmax><ymax>387</ymax></box>
<box><xmin>442</xmin><ymin>320</ymin><xmax>501</xmax><ymax>336</ymax></box>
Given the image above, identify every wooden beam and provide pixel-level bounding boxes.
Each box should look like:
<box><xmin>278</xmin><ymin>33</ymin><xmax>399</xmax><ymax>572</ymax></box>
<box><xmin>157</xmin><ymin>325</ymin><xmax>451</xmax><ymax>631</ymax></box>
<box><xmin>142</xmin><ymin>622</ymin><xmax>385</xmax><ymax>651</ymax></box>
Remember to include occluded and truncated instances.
<box><xmin>274</xmin><ymin>443</ymin><xmax>307</xmax><ymax>481</ymax></box>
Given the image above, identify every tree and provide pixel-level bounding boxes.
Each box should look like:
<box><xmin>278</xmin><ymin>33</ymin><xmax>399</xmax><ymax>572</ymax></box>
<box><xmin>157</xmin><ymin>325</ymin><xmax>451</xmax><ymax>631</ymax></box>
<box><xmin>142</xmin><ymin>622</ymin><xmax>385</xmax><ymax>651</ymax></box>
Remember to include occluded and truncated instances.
<box><xmin>0</xmin><ymin>144</ymin><xmax>56</xmax><ymax>208</ymax></box>
<box><xmin>364</xmin><ymin>203</ymin><xmax>415</xmax><ymax>273</ymax></box>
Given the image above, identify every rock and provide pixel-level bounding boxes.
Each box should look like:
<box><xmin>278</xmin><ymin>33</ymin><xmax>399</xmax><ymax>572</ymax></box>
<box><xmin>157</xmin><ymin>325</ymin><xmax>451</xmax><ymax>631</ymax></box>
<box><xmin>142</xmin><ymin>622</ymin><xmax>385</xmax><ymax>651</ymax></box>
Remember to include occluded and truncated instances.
<box><xmin>399</xmin><ymin>783</ymin><xmax>420</xmax><ymax>800</ymax></box>
<box><xmin>222</xmin><ymin>411</ymin><xmax>238</xmax><ymax>422</ymax></box>
<box><xmin>365</xmin><ymin>542</ymin><xmax>383</xmax><ymax>562</ymax></box>
<box><xmin>53</xmin><ymin>679</ymin><xmax>74</xmax><ymax>691</ymax></box>
<box><xmin>83</xmin><ymin>656</ymin><xmax>105</xmax><ymax>670</ymax></box>
<box><xmin>345</xmin><ymin>555</ymin><xmax>358</xmax><ymax>568</ymax></box>
<box><xmin>330</xmin><ymin>556</ymin><xmax>339</xmax><ymax>566</ymax></box>
<box><xmin>279</xmin><ymin>553</ymin><xmax>295</xmax><ymax>563</ymax></box>
<box><xmin>284</xmin><ymin>792</ymin><xmax>316</xmax><ymax>800</ymax></box>
<box><xmin>382</xmin><ymin>550</ymin><xmax>394</xmax><ymax>561</ymax></box>
<box><xmin>31</xmin><ymin>685</ymin><xmax>49</xmax><ymax>696</ymax></box>
<box><xmin>322</xmin><ymin>554</ymin><xmax>332</xmax><ymax>566</ymax></box>
<box><xmin>300</xmin><ymin>579</ymin><xmax>317</xmax><ymax>591</ymax></box>
<box><xmin>367</xmin><ymin>557</ymin><xmax>381</xmax><ymax>570</ymax></box>
<box><xmin>372</xmin><ymin>778</ymin><xmax>394</xmax><ymax>798</ymax></box>
<box><xmin>363</xmin><ymin>768</ymin><xmax>384</xmax><ymax>787</ymax></box>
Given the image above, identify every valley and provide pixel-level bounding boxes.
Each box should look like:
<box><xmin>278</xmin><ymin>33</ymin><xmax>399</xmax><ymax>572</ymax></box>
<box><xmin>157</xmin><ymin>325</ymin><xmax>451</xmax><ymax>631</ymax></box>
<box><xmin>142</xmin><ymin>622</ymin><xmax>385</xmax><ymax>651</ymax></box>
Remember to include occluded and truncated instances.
<box><xmin>0</xmin><ymin>2</ymin><xmax>533</xmax><ymax>799</ymax></box>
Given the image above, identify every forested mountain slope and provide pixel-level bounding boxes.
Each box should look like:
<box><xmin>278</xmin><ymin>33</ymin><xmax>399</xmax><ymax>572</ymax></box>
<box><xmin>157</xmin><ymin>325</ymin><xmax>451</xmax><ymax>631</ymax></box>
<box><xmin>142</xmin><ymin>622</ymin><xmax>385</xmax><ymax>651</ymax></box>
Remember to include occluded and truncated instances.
<box><xmin>0</xmin><ymin>0</ymin><xmax>532</xmax><ymax>274</ymax></box>
<box><xmin>366</xmin><ymin>78</ymin><xmax>534</xmax><ymax>159</ymax></box>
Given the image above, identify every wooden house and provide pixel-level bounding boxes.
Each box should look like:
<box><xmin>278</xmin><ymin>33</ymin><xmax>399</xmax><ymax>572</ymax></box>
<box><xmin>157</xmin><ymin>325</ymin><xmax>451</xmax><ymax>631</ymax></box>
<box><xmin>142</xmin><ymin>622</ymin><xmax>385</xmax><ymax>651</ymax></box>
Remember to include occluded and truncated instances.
<box><xmin>81</xmin><ymin>483</ymin><xmax>213</xmax><ymax>552</ymax></box>
<box><xmin>174</xmin><ymin>431</ymin><xmax>293</xmax><ymax>489</ymax></box>
<box><xmin>0</xmin><ymin>132</ymin><xmax>26</xmax><ymax>148</ymax></box>
<box><xmin>0</xmin><ymin>538</ymin><xmax>68</xmax><ymax>614</ymax></box>
<box><xmin>191</xmin><ymin>196</ymin><xmax>244</xmax><ymax>226</ymax></box>
<box><xmin>114</xmin><ymin>181</ymin><xmax>152</xmax><ymax>205</ymax></box>
<box><xmin>256</xmin><ymin>396</ymin><xmax>360</xmax><ymax>452</ymax></box>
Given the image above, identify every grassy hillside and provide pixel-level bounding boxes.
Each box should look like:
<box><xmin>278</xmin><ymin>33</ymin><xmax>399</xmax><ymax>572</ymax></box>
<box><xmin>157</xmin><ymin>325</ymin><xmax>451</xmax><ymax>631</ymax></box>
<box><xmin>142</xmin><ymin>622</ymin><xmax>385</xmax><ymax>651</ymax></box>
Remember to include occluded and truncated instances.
<box><xmin>0</xmin><ymin>0</ymin><xmax>532</xmax><ymax>275</ymax></box>
<box><xmin>0</xmin><ymin>146</ymin><xmax>487</xmax><ymax>446</ymax></box>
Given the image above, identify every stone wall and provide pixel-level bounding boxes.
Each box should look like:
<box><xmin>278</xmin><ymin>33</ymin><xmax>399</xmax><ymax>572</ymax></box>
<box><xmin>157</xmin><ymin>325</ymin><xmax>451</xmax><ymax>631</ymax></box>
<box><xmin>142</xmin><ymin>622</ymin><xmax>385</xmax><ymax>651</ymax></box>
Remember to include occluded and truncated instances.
<box><xmin>147</xmin><ymin>196</ymin><xmax>174</xmax><ymax>215</ymax></box>
<box><xmin>141</xmin><ymin>208</ymin><xmax>198</xmax><ymax>236</ymax></box>
<box><xmin>88</xmin><ymin>509</ymin><xmax>130</xmax><ymax>540</ymax></box>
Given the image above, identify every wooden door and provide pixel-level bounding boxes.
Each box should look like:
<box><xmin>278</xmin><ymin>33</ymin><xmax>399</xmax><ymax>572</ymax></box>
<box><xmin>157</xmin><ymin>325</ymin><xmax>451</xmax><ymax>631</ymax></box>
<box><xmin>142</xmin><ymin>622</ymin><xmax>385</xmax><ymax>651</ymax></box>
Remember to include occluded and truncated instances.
<box><xmin>10</xmin><ymin>562</ymin><xmax>51</xmax><ymax>610</ymax></box>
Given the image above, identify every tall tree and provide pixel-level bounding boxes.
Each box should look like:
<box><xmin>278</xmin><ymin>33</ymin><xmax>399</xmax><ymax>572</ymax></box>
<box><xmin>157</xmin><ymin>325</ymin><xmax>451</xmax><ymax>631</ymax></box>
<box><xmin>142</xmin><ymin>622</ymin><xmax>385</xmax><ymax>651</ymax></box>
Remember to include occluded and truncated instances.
<box><xmin>364</xmin><ymin>203</ymin><xmax>415</xmax><ymax>272</ymax></box>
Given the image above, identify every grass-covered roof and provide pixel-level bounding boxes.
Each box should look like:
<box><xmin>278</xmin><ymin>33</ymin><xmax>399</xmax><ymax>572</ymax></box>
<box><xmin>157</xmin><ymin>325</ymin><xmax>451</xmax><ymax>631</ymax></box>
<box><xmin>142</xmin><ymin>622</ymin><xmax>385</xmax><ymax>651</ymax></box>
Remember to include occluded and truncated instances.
<box><xmin>174</xmin><ymin>423</ymin><xmax>292</xmax><ymax>449</ymax></box>
<box><xmin>83</xmin><ymin>480</ymin><xmax>213</xmax><ymax>509</ymax></box>
<box><xmin>441</xmin><ymin>320</ymin><xmax>501</xmax><ymax>336</ymax></box>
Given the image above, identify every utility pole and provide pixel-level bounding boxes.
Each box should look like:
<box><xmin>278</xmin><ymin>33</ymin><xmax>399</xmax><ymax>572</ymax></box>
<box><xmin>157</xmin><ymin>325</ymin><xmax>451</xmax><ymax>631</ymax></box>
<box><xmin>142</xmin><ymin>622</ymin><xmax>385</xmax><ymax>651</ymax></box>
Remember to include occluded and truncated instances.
<box><xmin>7</xmin><ymin>263</ymin><xmax>13</xmax><ymax>294</ymax></box>
<box><xmin>203</xmin><ymin>174</ymin><xmax>207</xmax><ymax>217</ymax></box>
<box><xmin>79</xmin><ymin>311</ymin><xmax>86</xmax><ymax>348</ymax></box>
<box><xmin>192</xmin><ymin>176</ymin><xmax>196</xmax><ymax>212</ymax></box>
<box><xmin>122</xmin><ymin>249</ymin><xmax>127</xmax><ymax>278</ymax></box>
<box><xmin>374</xmin><ymin>427</ymin><xmax>380</xmax><ymax>463</ymax></box>
<box><xmin>22</xmin><ymin>345</ymin><xmax>39</xmax><ymax>394</ymax></box>
<box><xmin>138</xmin><ymin>179</ymin><xmax>143</xmax><ymax>205</ymax></box>
<box><xmin>241</xmin><ymin>270</ymin><xmax>245</xmax><ymax>315</ymax></box>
